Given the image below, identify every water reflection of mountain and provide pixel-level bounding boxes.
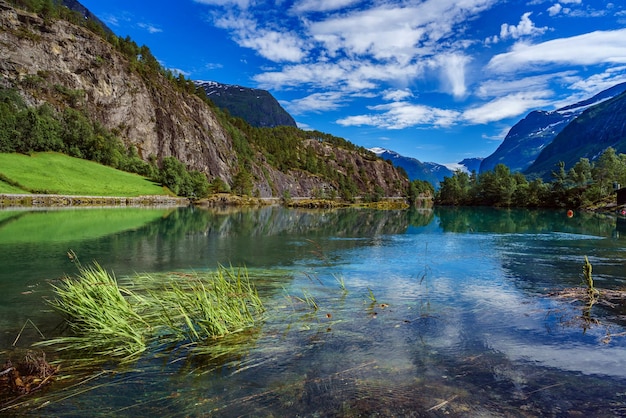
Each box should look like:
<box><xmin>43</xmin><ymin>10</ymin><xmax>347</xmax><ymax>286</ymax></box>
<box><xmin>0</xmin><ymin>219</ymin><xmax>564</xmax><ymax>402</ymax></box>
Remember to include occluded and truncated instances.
<box><xmin>138</xmin><ymin>207</ymin><xmax>420</xmax><ymax>270</ymax></box>
<box><xmin>0</xmin><ymin>207</ymin><xmax>434</xmax><ymax>286</ymax></box>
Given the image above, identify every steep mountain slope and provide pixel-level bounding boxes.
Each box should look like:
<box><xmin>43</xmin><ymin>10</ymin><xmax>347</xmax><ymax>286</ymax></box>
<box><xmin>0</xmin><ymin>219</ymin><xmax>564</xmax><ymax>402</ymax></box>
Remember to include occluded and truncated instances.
<box><xmin>525</xmin><ymin>89</ymin><xmax>626</xmax><ymax>178</ymax></box>
<box><xmin>196</xmin><ymin>81</ymin><xmax>297</xmax><ymax>128</ymax></box>
<box><xmin>480</xmin><ymin>82</ymin><xmax>626</xmax><ymax>173</ymax></box>
<box><xmin>0</xmin><ymin>1</ymin><xmax>407</xmax><ymax>198</ymax></box>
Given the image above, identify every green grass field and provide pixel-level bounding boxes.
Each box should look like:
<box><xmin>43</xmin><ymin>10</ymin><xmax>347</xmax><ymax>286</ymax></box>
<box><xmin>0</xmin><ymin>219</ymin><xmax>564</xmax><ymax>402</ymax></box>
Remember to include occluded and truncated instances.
<box><xmin>0</xmin><ymin>152</ymin><xmax>170</xmax><ymax>197</ymax></box>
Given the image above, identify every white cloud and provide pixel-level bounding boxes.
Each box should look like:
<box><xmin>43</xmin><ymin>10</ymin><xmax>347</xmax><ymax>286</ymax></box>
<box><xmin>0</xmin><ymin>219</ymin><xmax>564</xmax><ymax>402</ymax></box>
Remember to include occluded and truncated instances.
<box><xmin>499</xmin><ymin>12</ymin><xmax>548</xmax><ymax>40</ymax></box>
<box><xmin>240</xmin><ymin>30</ymin><xmax>308</xmax><ymax>62</ymax></box>
<box><xmin>254</xmin><ymin>60</ymin><xmax>425</xmax><ymax>92</ymax></box>
<box><xmin>308</xmin><ymin>0</ymin><xmax>498</xmax><ymax>64</ymax></box>
<box><xmin>437</xmin><ymin>53</ymin><xmax>470</xmax><ymax>98</ymax></box>
<box><xmin>462</xmin><ymin>91</ymin><xmax>553</xmax><ymax>124</ymax></box>
<box><xmin>488</xmin><ymin>29</ymin><xmax>626</xmax><ymax>73</ymax></box>
<box><xmin>551</xmin><ymin>66</ymin><xmax>626</xmax><ymax>107</ymax></box>
<box><xmin>337</xmin><ymin>102</ymin><xmax>460</xmax><ymax>129</ymax></box>
<box><xmin>284</xmin><ymin>92</ymin><xmax>346</xmax><ymax>115</ymax></box>
<box><xmin>193</xmin><ymin>0</ymin><xmax>251</xmax><ymax>8</ymax></box>
<box><xmin>382</xmin><ymin>89</ymin><xmax>413</xmax><ymax>101</ymax></box>
<box><xmin>214</xmin><ymin>13</ymin><xmax>308</xmax><ymax>62</ymax></box>
<box><xmin>547</xmin><ymin>3</ymin><xmax>562</xmax><ymax>16</ymax></box>
<box><xmin>475</xmin><ymin>72</ymin><xmax>575</xmax><ymax>99</ymax></box>
<box><xmin>137</xmin><ymin>22</ymin><xmax>162</xmax><ymax>34</ymax></box>
<box><xmin>102</xmin><ymin>14</ymin><xmax>119</xmax><ymax>27</ymax></box>
<box><xmin>291</xmin><ymin>0</ymin><xmax>361</xmax><ymax>13</ymax></box>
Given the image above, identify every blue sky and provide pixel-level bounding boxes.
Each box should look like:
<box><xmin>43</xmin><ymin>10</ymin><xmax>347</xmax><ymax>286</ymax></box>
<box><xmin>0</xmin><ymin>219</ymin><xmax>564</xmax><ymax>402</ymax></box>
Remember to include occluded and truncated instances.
<box><xmin>78</xmin><ymin>0</ymin><xmax>626</xmax><ymax>166</ymax></box>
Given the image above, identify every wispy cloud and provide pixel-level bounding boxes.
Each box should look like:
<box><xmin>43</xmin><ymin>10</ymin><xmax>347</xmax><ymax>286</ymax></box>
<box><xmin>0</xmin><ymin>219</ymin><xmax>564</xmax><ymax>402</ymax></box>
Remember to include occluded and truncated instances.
<box><xmin>437</xmin><ymin>53</ymin><xmax>471</xmax><ymax>98</ymax></box>
<box><xmin>254</xmin><ymin>60</ymin><xmax>424</xmax><ymax>92</ymax></box>
<box><xmin>474</xmin><ymin>72</ymin><xmax>575</xmax><ymax>99</ymax></box>
<box><xmin>193</xmin><ymin>0</ymin><xmax>251</xmax><ymax>8</ymax></box>
<box><xmin>462</xmin><ymin>91</ymin><xmax>553</xmax><ymax>124</ymax></box>
<box><xmin>290</xmin><ymin>0</ymin><xmax>361</xmax><ymax>13</ymax></box>
<box><xmin>382</xmin><ymin>89</ymin><xmax>413</xmax><ymax>101</ymax></box>
<box><xmin>284</xmin><ymin>92</ymin><xmax>347</xmax><ymax>115</ymax></box>
<box><xmin>191</xmin><ymin>0</ymin><xmax>626</xmax><ymax>145</ymax></box>
<box><xmin>137</xmin><ymin>22</ymin><xmax>162</xmax><ymax>34</ymax></box>
<box><xmin>214</xmin><ymin>12</ymin><xmax>309</xmax><ymax>62</ymax></box>
<box><xmin>337</xmin><ymin>102</ymin><xmax>460</xmax><ymax>129</ymax></box>
<box><xmin>488</xmin><ymin>28</ymin><xmax>626</xmax><ymax>73</ymax></box>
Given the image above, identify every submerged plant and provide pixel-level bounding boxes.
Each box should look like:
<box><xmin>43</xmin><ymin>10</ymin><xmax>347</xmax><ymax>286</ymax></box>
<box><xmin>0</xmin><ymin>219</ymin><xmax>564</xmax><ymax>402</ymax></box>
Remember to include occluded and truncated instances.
<box><xmin>334</xmin><ymin>274</ymin><xmax>347</xmax><ymax>293</ymax></box>
<box><xmin>292</xmin><ymin>289</ymin><xmax>318</xmax><ymax>311</ymax></box>
<box><xmin>36</xmin><ymin>260</ymin><xmax>264</xmax><ymax>362</ymax></box>
<box><xmin>582</xmin><ymin>256</ymin><xmax>599</xmax><ymax>299</ymax></box>
<box><xmin>366</xmin><ymin>287</ymin><xmax>377</xmax><ymax>303</ymax></box>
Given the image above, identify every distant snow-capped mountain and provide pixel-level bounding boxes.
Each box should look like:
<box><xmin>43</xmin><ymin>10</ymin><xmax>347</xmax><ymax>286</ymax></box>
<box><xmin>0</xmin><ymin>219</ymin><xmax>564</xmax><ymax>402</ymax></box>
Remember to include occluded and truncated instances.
<box><xmin>480</xmin><ymin>82</ymin><xmax>626</xmax><ymax>173</ymax></box>
<box><xmin>370</xmin><ymin>148</ymin><xmax>482</xmax><ymax>188</ymax></box>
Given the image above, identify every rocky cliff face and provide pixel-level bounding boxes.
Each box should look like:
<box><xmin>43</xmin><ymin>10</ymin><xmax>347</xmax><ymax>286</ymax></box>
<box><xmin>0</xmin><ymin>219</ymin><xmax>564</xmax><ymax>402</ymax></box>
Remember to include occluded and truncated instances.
<box><xmin>0</xmin><ymin>1</ymin><xmax>407</xmax><ymax>198</ymax></box>
<box><xmin>0</xmin><ymin>2</ymin><xmax>237</xmax><ymax>183</ymax></box>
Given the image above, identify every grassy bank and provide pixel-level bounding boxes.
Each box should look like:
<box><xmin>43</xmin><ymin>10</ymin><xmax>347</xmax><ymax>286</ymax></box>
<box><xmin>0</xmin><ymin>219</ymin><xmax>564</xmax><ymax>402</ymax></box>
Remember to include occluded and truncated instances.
<box><xmin>0</xmin><ymin>152</ymin><xmax>170</xmax><ymax>197</ymax></box>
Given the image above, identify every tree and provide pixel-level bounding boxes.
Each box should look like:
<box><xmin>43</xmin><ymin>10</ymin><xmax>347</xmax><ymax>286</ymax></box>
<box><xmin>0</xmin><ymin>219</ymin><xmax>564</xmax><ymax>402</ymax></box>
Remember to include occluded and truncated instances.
<box><xmin>159</xmin><ymin>156</ymin><xmax>191</xmax><ymax>196</ymax></box>
<box><xmin>436</xmin><ymin>170</ymin><xmax>472</xmax><ymax>205</ymax></box>
<box><xmin>568</xmin><ymin>158</ymin><xmax>592</xmax><ymax>187</ymax></box>
<box><xmin>231</xmin><ymin>167</ymin><xmax>253</xmax><ymax>196</ymax></box>
<box><xmin>592</xmin><ymin>147</ymin><xmax>626</xmax><ymax>196</ymax></box>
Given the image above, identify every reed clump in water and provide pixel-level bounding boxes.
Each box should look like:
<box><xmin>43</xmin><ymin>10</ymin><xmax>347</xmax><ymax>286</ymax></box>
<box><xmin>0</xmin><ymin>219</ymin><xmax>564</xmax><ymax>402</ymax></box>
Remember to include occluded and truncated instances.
<box><xmin>582</xmin><ymin>256</ymin><xmax>599</xmax><ymax>300</ymax></box>
<box><xmin>36</xmin><ymin>259</ymin><xmax>264</xmax><ymax>362</ymax></box>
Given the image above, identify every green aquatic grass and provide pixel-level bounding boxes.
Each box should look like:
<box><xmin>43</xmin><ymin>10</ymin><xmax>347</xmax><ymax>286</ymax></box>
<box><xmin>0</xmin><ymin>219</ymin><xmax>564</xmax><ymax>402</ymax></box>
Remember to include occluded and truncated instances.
<box><xmin>42</xmin><ymin>262</ymin><xmax>148</xmax><ymax>360</ymax></box>
<box><xmin>0</xmin><ymin>152</ymin><xmax>168</xmax><ymax>197</ymax></box>
<box><xmin>36</xmin><ymin>259</ymin><xmax>265</xmax><ymax>362</ymax></box>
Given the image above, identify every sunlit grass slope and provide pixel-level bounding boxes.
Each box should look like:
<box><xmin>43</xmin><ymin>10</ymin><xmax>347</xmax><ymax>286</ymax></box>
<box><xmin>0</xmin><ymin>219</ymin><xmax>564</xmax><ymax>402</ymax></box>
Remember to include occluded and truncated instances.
<box><xmin>0</xmin><ymin>180</ymin><xmax>25</xmax><ymax>194</ymax></box>
<box><xmin>0</xmin><ymin>152</ymin><xmax>169</xmax><ymax>196</ymax></box>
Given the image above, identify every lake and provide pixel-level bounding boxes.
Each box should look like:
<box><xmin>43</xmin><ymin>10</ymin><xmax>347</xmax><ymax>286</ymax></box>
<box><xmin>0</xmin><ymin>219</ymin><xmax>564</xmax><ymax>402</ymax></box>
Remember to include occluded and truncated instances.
<box><xmin>1</xmin><ymin>206</ymin><xmax>626</xmax><ymax>416</ymax></box>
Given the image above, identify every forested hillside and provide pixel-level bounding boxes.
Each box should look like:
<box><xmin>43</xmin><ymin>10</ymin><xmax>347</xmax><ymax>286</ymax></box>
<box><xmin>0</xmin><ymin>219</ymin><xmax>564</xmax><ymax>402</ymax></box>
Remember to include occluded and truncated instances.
<box><xmin>0</xmin><ymin>0</ymin><xmax>410</xmax><ymax>201</ymax></box>
<box><xmin>437</xmin><ymin>148</ymin><xmax>626</xmax><ymax>209</ymax></box>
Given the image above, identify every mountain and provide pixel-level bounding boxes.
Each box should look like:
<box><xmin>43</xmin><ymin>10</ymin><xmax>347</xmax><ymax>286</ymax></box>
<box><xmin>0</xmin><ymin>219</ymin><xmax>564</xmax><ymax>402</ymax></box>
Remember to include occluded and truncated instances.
<box><xmin>0</xmin><ymin>1</ymin><xmax>407</xmax><ymax>199</ymax></box>
<box><xmin>480</xmin><ymin>82</ymin><xmax>626</xmax><ymax>174</ymax></box>
<box><xmin>60</xmin><ymin>0</ymin><xmax>113</xmax><ymax>34</ymax></box>
<box><xmin>195</xmin><ymin>81</ymin><xmax>297</xmax><ymax>128</ymax></box>
<box><xmin>457</xmin><ymin>158</ymin><xmax>483</xmax><ymax>173</ymax></box>
<box><xmin>525</xmin><ymin>89</ymin><xmax>626</xmax><ymax>179</ymax></box>
<box><xmin>370</xmin><ymin>148</ymin><xmax>446</xmax><ymax>187</ymax></box>
<box><xmin>370</xmin><ymin>148</ymin><xmax>480</xmax><ymax>188</ymax></box>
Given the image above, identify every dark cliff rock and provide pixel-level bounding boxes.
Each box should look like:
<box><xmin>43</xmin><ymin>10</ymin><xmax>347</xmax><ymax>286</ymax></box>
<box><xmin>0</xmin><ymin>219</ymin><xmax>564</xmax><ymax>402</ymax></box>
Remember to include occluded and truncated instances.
<box><xmin>196</xmin><ymin>81</ymin><xmax>297</xmax><ymax>128</ymax></box>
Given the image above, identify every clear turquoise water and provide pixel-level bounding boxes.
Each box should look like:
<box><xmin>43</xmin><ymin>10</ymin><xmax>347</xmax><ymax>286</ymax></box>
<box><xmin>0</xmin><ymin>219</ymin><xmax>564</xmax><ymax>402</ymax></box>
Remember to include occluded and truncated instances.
<box><xmin>1</xmin><ymin>206</ymin><xmax>626</xmax><ymax>416</ymax></box>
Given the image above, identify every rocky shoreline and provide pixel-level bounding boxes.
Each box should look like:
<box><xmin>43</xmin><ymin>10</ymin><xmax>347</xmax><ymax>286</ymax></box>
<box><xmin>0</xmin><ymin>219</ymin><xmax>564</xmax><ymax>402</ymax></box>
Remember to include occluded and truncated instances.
<box><xmin>0</xmin><ymin>194</ymin><xmax>190</xmax><ymax>208</ymax></box>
